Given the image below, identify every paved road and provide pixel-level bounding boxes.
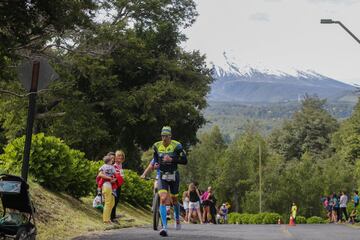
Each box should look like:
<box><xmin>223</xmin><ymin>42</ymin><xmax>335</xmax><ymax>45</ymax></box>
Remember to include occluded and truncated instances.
<box><xmin>73</xmin><ymin>224</ymin><xmax>359</xmax><ymax>240</ymax></box>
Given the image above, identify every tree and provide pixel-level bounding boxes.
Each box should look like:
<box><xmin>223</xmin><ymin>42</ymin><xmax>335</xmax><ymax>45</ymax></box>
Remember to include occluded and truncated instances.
<box><xmin>180</xmin><ymin>126</ymin><xmax>226</xmax><ymax>189</ymax></box>
<box><xmin>0</xmin><ymin>0</ymin><xmax>212</xmax><ymax>171</ymax></box>
<box><xmin>269</xmin><ymin>96</ymin><xmax>338</xmax><ymax>161</ymax></box>
<box><xmin>215</xmin><ymin>127</ymin><xmax>268</xmax><ymax>212</ymax></box>
<box><xmin>332</xmin><ymin>99</ymin><xmax>360</xmax><ymax>163</ymax></box>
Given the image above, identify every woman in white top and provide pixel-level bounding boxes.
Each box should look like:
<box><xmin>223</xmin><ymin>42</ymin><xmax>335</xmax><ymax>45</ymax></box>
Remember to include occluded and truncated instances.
<box><xmin>182</xmin><ymin>190</ymin><xmax>190</xmax><ymax>223</ymax></box>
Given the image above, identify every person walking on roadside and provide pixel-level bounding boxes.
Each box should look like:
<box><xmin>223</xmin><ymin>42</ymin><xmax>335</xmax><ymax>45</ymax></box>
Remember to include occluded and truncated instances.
<box><xmin>111</xmin><ymin>150</ymin><xmax>125</xmax><ymax>222</ymax></box>
<box><xmin>153</xmin><ymin>126</ymin><xmax>187</xmax><ymax>237</ymax></box>
<box><xmin>339</xmin><ymin>191</ymin><xmax>348</xmax><ymax>222</ymax></box>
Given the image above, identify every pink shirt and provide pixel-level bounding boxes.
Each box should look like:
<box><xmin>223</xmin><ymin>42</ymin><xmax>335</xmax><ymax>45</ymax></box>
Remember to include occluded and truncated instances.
<box><xmin>114</xmin><ymin>163</ymin><xmax>124</xmax><ymax>177</ymax></box>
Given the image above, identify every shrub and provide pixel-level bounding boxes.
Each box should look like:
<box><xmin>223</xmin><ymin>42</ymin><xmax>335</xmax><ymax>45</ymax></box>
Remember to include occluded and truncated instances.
<box><xmin>0</xmin><ymin>133</ymin><xmax>96</xmax><ymax>198</ymax></box>
<box><xmin>121</xmin><ymin>169</ymin><xmax>153</xmax><ymax>207</ymax></box>
<box><xmin>0</xmin><ymin>133</ymin><xmax>72</xmax><ymax>191</ymax></box>
<box><xmin>238</xmin><ymin>213</ymin><xmax>252</xmax><ymax>224</ymax></box>
<box><xmin>296</xmin><ymin>216</ymin><xmax>307</xmax><ymax>224</ymax></box>
<box><xmin>65</xmin><ymin>150</ymin><xmax>98</xmax><ymax>198</ymax></box>
<box><xmin>249</xmin><ymin>213</ymin><xmax>267</xmax><ymax>224</ymax></box>
<box><xmin>228</xmin><ymin>213</ymin><xmax>241</xmax><ymax>224</ymax></box>
<box><xmin>262</xmin><ymin>213</ymin><xmax>282</xmax><ymax>224</ymax></box>
<box><xmin>306</xmin><ymin>216</ymin><xmax>324</xmax><ymax>224</ymax></box>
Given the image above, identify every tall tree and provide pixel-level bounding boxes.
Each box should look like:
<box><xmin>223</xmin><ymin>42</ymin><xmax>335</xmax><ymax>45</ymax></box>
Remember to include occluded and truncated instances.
<box><xmin>216</xmin><ymin>127</ymin><xmax>268</xmax><ymax>212</ymax></box>
<box><xmin>180</xmin><ymin>126</ymin><xmax>226</xmax><ymax>189</ymax></box>
<box><xmin>0</xmin><ymin>0</ymin><xmax>212</xmax><ymax>171</ymax></box>
<box><xmin>269</xmin><ymin>96</ymin><xmax>338</xmax><ymax>161</ymax></box>
<box><xmin>332</xmin><ymin>99</ymin><xmax>360</xmax><ymax>163</ymax></box>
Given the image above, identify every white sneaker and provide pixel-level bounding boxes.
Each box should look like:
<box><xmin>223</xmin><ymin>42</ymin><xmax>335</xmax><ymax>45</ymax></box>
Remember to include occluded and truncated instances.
<box><xmin>175</xmin><ymin>220</ymin><xmax>181</xmax><ymax>230</ymax></box>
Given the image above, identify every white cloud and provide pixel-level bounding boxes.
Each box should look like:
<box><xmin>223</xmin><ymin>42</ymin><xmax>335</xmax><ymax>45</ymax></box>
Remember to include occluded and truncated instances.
<box><xmin>184</xmin><ymin>0</ymin><xmax>360</xmax><ymax>84</ymax></box>
<box><xmin>308</xmin><ymin>0</ymin><xmax>358</xmax><ymax>5</ymax></box>
<box><xmin>249</xmin><ymin>12</ymin><xmax>270</xmax><ymax>22</ymax></box>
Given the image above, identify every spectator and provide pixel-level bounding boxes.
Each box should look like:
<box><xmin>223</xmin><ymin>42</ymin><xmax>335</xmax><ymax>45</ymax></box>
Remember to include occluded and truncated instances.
<box><xmin>218</xmin><ymin>203</ymin><xmax>228</xmax><ymax>224</ymax></box>
<box><xmin>188</xmin><ymin>183</ymin><xmax>203</xmax><ymax>224</ymax></box>
<box><xmin>325</xmin><ymin>196</ymin><xmax>332</xmax><ymax>221</ymax></box>
<box><xmin>349</xmin><ymin>208</ymin><xmax>357</xmax><ymax>224</ymax></box>
<box><xmin>291</xmin><ymin>202</ymin><xmax>297</xmax><ymax>223</ymax></box>
<box><xmin>353</xmin><ymin>190</ymin><xmax>359</xmax><ymax>208</ymax></box>
<box><xmin>98</xmin><ymin>155</ymin><xmax>116</xmax><ymax>224</ymax></box>
<box><xmin>339</xmin><ymin>191</ymin><xmax>348</xmax><ymax>222</ymax></box>
<box><xmin>331</xmin><ymin>193</ymin><xmax>339</xmax><ymax>223</ymax></box>
<box><xmin>201</xmin><ymin>186</ymin><xmax>214</xmax><ymax>223</ymax></box>
<box><xmin>111</xmin><ymin>150</ymin><xmax>125</xmax><ymax>222</ymax></box>
<box><xmin>182</xmin><ymin>190</ymin><xmax>190</xmax><ymax>223</ymax></box>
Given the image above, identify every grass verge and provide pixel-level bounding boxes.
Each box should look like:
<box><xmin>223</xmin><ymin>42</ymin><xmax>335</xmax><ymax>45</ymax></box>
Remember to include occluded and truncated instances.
<box><xmin>1</xmin><ymin>181</ymin><xmax>152</xmax><ymax>240</ymax></box>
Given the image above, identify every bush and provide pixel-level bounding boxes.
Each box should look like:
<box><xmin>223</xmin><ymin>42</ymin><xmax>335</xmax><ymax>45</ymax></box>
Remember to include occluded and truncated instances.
<box><xmin>306</xmin><ymin>216</ymin><xmax>324</xmax><ymax>224</ymax></box>
<box><xmin>238</xmin><ymin>213</ymin><xmax>252</xmax><ymax>224</ymax></box>
<box><xmin>65</xmin><ymin>150</ymin><xmax>98</xmax><ymax>198</ymax></box>
<box><xmin>0</xmin><ymin>133</ymin><xmax>96</xmax><ymax>198</ymax></box>
<box><xmin>249</xmin><ymin>213</ymin><xmax>267</xmax><ymax>224</ymax></box>
<box><xmin>228</xmin><ymin>213</ymin><xmax>241</xmax><ymax>224</ymax></box>
<box><xmin>296</xmin><ymin>216</ymin><xmax>307</xmax><ymax>224</ymax></box>
<box><xmin>262</xmin><ymin>213</ymin><xmax>282</xmax><ymax>224</ymax></box>
<box><xmin>121</xmin><ymin>169</ymin><xmax>153</xmax><ymax>207</ymax></box>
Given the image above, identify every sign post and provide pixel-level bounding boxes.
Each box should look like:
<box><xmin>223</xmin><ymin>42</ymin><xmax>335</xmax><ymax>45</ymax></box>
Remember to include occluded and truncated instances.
<box><xmin>18</xmin><ymin>56</ymin><xmax>58</xmax><ymax>181</ymax></box>
<box><xmin>21</xmin><ymin>61</ymin><xmax>40</xmax><ymax>181</ymax></box>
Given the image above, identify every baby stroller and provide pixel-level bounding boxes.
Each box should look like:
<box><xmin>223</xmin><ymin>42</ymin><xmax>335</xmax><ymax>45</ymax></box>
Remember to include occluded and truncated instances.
<box><xmin>0</xmin><ymin>174</ymin><xmax>36</xmax><ymax>240</ymax></box>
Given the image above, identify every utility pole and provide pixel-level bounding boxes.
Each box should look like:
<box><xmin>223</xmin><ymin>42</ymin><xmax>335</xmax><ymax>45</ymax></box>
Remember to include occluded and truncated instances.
<box><xmin>259</xmin><ymin>143</ymin><xmax>262</xmax><ymax>213</ymax></box>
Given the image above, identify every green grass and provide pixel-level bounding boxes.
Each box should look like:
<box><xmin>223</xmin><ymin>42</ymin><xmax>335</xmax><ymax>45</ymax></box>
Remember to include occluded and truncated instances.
<box><xmin>0</xmin><ymin>181</ymin><xmax>152</xmax><ymax>240</ymax></box>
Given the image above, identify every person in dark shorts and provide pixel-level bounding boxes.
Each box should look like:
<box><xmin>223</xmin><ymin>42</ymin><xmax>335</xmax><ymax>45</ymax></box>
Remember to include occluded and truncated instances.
<box><xmin>153</xmin><ymin>126</ymin><xmax>187</xmax><ymax>237</ymax></box>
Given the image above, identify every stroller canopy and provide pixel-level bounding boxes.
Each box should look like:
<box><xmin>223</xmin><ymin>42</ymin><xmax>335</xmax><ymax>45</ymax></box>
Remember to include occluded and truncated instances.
<box><xmin>0</xmin><ymin>174</ymin><xmax>33</xmax><ymax>214</ymax></box>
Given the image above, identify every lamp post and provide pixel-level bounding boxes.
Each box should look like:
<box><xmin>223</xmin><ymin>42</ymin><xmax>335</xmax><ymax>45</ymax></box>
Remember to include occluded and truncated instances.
<box><xmin>320</xmin><ymin>19</ymin><xmax>360</xmax><ymax>45</ymax></box>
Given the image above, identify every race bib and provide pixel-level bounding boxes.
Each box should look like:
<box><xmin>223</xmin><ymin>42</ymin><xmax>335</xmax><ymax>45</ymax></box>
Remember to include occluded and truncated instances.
<box><xmin>161</xmin><ymin>172</ymin><xmax>176</xmax><ymax>181</ymax></box>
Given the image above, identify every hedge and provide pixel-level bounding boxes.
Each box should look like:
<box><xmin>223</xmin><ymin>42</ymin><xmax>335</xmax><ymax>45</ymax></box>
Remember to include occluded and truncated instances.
<box><xmin>228</xmin><ymin>212</ymin><xmax>282</xmax><ymax>224</ymax></box>
<box><xmin>306</xmin><ymin>216</ymin><xmax>325</xmax><ymax>224</ymax></box>
<box><xmin>296</xmin><ymin>216</ymin><xmax>307</xmax><ymax>224</ymax></box>
<box><xmin>121</xmin><ymin>169</ymin><xmax>153</xmax><ymax>207</ymax></box>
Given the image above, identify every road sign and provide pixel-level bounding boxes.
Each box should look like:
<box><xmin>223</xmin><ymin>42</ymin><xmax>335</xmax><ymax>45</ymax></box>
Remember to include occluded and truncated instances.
<box><xmin>18</xmin><ymin>56</ymin><xmax>59</xmax><ymax>91</ymax></box>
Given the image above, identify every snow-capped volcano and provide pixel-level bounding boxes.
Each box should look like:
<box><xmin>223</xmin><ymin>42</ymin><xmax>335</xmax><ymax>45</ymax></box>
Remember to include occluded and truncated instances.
<box><xmin>208</xmin><ymin>51</ymin><xmax>356</xmax><ymax>103</ymax></box>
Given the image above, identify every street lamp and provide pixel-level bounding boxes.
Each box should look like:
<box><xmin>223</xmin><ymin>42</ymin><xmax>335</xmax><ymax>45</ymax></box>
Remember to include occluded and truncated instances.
<box><xmin>320</xmin><ymin>19</ymin><xmax>360</xmax><ymax>45</ymax></box>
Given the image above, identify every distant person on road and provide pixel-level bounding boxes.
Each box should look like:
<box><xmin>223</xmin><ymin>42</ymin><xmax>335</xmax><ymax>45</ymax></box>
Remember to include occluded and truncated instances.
<box><xmin>152</xmin><ymin>126</ymin><xmax>187</xmax><ymax>237</ymax></box>
<box><xmin>339</xmin><ymin>191</ymin><xmax>348</xmax><ymax>222</ymax></box>
<box><xmin>291</xmin><ymin>202</ymin><xmax>297</xmax><ymax>223</ymax></box>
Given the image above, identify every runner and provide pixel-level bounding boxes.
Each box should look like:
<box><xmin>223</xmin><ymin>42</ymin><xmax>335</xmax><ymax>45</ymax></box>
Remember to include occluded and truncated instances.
<box><xmin>153</xmin><ymin>126</ymin><xmax>187</xmax><ymax>237</ymax></box>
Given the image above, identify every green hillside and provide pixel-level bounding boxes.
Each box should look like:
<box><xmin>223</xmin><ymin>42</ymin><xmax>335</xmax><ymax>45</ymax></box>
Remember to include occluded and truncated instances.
<box><xmin>201</xmin><ymin>101</ymin><xmax>356</xmax><ymax>139</ymax></box>
<box><xmin>0</xmin><ymin>180</ymin><xmax>152</xmax><ymax>240</ymax></box>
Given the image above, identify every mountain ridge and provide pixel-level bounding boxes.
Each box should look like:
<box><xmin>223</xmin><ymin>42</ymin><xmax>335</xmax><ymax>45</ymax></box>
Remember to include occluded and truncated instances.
<box><xmin>208</xmin><ymin>52</ymin><xmax>356</xmax><ymax>103</ymax></box>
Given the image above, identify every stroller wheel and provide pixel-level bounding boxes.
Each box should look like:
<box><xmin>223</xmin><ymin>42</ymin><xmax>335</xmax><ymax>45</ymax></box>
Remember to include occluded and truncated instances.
<box><xmin>15</xmin><ymin>227</ymin><xmax>33</xmax><ymax>240</ymax></box>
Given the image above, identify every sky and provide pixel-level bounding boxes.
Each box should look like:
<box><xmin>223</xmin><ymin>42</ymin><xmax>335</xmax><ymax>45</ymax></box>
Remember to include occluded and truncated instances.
<box><xmin>182</xmin><ymin>0</ymin><xmax>360</xmax><ymax>84</ymax></box>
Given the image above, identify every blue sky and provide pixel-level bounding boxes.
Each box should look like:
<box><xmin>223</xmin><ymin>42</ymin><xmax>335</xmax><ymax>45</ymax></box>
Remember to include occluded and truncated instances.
<box><xmin>183</xmin><ymin>0</ymin><xmax>360</xmax><ymax>84</ymax></box>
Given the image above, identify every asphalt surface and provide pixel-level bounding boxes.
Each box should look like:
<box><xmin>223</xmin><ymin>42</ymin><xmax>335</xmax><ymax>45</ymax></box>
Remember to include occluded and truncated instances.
<box><xmin>73</xmin><ymin>224</ymin><xmax>359</xmax><ymax>240</ymax></box>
